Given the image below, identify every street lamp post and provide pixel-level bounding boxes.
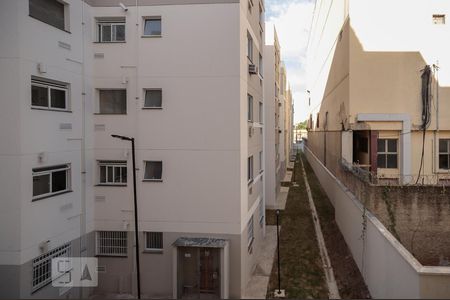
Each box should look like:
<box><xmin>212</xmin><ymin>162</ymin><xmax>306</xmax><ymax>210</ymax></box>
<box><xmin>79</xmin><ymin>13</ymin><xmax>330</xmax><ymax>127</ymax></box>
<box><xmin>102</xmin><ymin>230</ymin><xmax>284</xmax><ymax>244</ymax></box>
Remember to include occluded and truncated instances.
<box><xmin>111</xmin><ymin>134</ymin><xmax>141</xmax><ymax>299</ymax></box>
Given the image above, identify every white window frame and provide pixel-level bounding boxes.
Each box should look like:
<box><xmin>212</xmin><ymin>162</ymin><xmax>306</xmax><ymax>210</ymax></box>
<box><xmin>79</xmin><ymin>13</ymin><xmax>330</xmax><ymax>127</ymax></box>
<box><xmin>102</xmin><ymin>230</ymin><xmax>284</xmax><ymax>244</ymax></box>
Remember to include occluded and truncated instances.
<box><xmin>439</xmin><ymin>139</ymin><xmax>450</xmax><ymax>170</ymax></box>
<box><xmin>247</xmin><ymin>32</ymin><xmax>253</xmax><ymax>62</ymax></box>
<box><xmin>144</xmin><ymin>232</ymin><xmax>163</xmax><ymax>252</ymax></box>
<box><xmin>97</xmin><ymin>89</ymin><xmax>127</xmax><ymax>114</ymax></box>
<box><xmin>29</xmin><ymin>0</ymin><xmax>70</xmax><ymax>32</ymax></box>
<box><xmin>98</xmin><ymin>161</ymin><xmax>127</xmax><ymax>185</ymax></box>
<box><xmin>433</xmin><ymin>14</ymin><xmax>446</xmax><ymax>25</ymax></box>
<box><xmin>142</xmin><ymin>17</ymin><xmax>162</xmax><ymax>37</ymax></box>
<box><xmin>31</xmin><ymin>78</ymin><xmax>69</xmax><ymax>111</ymax></box>
<box><xmin>248</xmin><ymin>94</ymin><xmax>253</xmax><ymax>122</ymax></box>
<box><xmin>248</xmin><ymin>155</ymin><xmax>254</xmax><ymax>184</ymax></box>
<box><xmin>97</xmin><ymin>20</ymin><xmax>126</xmax><ymax>42</ymax></box>
<box><xmin>143</xmin><ymin>88</ymin><xmax>163</xmax><ymax>109</ymax></box>
<box><xmin>32</xmin><ymin>164</ymin><xmax>71</xmax><ymax>200</ymax></box>
<box><xmin>143</xmin><ymin>161</ymin><xmax>163</xmax><ymax>181</ymax></box>
<box><xmin>247</xmin><ymin>215</ymin><xmax>254</xmax><ymax>250</ymax></box>
<box><xmin>95</xmin><ymin>231</ymin><xmax>127</xmax><ymax>257</ymax></box>
<box><xmin>32</xmin><ymin>243</ymin><xmax>71</xmax><ymax>292</ymax></box>
<box><xmin>377</xmin><ymin>138</ymin><xmax>398</xmax><ymax>169</ymax></box>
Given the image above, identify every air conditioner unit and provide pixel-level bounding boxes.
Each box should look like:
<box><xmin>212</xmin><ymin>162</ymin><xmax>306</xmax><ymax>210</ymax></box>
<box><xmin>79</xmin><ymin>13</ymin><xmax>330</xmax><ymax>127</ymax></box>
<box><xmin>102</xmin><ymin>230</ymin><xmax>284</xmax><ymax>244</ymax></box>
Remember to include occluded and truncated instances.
<box><xmin>249</xmin><ymin>64</ymin><xmax>258</xmax><ymax>74</ymax></box>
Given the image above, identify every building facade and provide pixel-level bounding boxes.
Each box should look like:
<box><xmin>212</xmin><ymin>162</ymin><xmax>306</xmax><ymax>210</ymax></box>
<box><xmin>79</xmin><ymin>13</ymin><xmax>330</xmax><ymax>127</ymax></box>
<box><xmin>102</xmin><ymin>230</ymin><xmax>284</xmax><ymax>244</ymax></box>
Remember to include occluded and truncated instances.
<box><xmin>264</xmin><ymin>28</ymin><xmax>293</xmax><ymax>208</ymax></box>
<box><xmin>0</xmin><ymin>0</ymin><xmax>267</xmax><ymax>298</ymax></box>
<box><xmin>306</xmin><ymin>0</ymin><xmax>450</xmax><ymax>185</ymax></box>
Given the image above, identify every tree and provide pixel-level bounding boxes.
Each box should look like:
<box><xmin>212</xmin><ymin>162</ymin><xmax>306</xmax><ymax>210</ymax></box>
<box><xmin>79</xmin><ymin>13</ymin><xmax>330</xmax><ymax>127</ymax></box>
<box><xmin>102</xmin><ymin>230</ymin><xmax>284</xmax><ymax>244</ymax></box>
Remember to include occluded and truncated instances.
<box><xmin>296</xmin><ymin>120</ymin><xmax>307</xmax><ymax>130</ymax></box>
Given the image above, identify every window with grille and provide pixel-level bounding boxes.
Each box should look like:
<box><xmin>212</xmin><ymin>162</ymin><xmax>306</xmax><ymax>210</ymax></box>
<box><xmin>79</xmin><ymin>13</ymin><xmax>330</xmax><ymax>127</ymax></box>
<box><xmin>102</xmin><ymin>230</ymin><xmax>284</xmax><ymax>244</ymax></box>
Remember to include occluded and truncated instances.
<box><xmin>439</xmin><ymin>139</ymin><xmax>450</xmax><ymax>170</ymax></box>
<box><xmin>97</xmin><ymin>19</ymin><xmax>125</xmax><ymax>42</ymax></box>
<box><xmin>98</xmin><ymin>89</ymin><xmax>127</xmax><ymax>114</ymax></box>
<box><xmin>144</xmin><ymin>89</ymin><xmax>162</xmax><ymax>108</ymax></box>
<box><xmin>99</xmin><ymin>161</ymin><xmax>127</xmax><ymax>185</ymax></box>
<box><xmin>29</xmin><ymin>0</ymin><xmax>68</xmax><ymax>31</ymax></box>
<box><xmin>145</xmin><ymin>232</ymin><xmax>163</xmax><ymax>252</ymax></box>
<box><xmin>144</xmin><ymin>161</ymin><xmax>163</xmax><ymax>181</ymax></box>
<box><xmin>31</xmin><ymin>77</ymin><xmax>69</xmax><ymax>111</ymax></box>
<box><xmin>96</xmin><ymin>231</ymin><xmax>127</xmax><ymax>256</ymax></box>
<box><xmin>247</xmin><ymin>215</ymin><xmax>254</xmax><ymax>251</ymax></box>
<box><xmin>33</xmin><ymin>164</ymin><xmax>71</xmax><ymax>200</ymax></box>
<box><xmin>32</xmin><ymin>243</ymin><xmax>71</xmax><ymax>292</ymax></box>
<box><xmin>377</xmin><ymin>139</ymin><xmax>398</xmax><ymax>169</ymax></box>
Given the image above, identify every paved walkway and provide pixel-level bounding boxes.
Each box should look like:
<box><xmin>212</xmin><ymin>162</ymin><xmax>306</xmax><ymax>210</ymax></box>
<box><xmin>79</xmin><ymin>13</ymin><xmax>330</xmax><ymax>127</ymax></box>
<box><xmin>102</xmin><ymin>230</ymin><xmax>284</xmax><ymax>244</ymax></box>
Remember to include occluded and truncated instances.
<box><xmin>243</xmin><ymin>226</ymin><xmax>278</xmax><ymax>299</ymax></box>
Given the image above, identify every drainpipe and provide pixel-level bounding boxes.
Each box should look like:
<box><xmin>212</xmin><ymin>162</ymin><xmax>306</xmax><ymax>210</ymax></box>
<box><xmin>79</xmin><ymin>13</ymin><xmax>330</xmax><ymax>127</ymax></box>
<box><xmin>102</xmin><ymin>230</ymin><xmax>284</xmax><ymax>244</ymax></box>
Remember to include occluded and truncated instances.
<box><xmin>434</xmin><ymin>62</ymin><xmax>440</xmax><ymax>176</ymax></box>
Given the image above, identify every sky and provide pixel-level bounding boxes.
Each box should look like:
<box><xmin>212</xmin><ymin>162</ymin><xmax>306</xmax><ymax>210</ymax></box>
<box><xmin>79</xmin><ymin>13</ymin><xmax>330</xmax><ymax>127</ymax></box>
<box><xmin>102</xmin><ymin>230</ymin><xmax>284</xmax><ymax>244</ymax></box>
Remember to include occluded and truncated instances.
<box><xmin>265</xmin><ymin>0</ymin><xmax>315</xmax><ymax>124</ymax></box>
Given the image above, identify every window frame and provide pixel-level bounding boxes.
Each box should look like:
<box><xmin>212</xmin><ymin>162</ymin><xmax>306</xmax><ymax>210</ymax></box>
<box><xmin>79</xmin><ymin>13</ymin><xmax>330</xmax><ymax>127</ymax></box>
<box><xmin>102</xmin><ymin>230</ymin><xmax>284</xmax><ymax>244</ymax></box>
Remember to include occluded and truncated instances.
<box><xmin>29</xmin><ymin>0</ymin><xmax>69</xmax><ymax>32</ymax></box>
<box><xmin>97</xmin><ymin>20</ymin><xmax>126</xmax><ymax>43</ymax></box>
<box><xmin>433</xmin><ymin>14</ymin><xmax>446</xmax><ymax>25</ymax></box>
<box><xmin>259</xmin><ymin>199</ymin><xmax>264</xmax><ymax>227</ymax></box>
<box><xmin>248</xmin><ymin>94</ymin><xmax>253</xmax><ymax>122</ymax></box>
<box><xmin>143</xmin><ymin>161</ymin><xmax>163</xmax><ymax>182</ymax></box>
<box><xmin>247</xmin><ymin>32</ymin><xmax>253</xmax><ymax>62</ymax></box>
<box><xmin>377</xmin><ymin>138</ymin><xmax>398</xmax><ymax>169</ymax></box>
<box><xmin>144</xmin><ymin>232</ymin><xmax>163</xmax><ymax>253</ymax></box>
<box><xmin>31</xmin><ymin>78</ymin><xmax>70</xmax><ymax>112</ymax></box>
<box><xmin>259</xmin><ymin>151</ymin><xmax>263</xmax><ymax>173</ymax></box>
<box><xmin>97</xmin><ymin>89</ymin><xmax>127</xmax><ymax>115</ymax></box>
<box><xmin>248</xmin><ymin>155</ymin><xmax>254</xmax><ymax>184</ymax></box>
<box><xmin>98</xmin><ymin>161</ymin><xmax>127</xmax><ymax>186</ymax></box>
<box><xmin>258</xmin><ymin>101</ymin><xmax>263</xmax><ymax>123</ymax></box>
<box><xmin>32</xmin><ymin>164</ymin><xmax>71</xmax><ymax>201</ymax></box>
<box><xmin>143</xmin><ymin>88</ymin><xmax>163</xmax><ymax>109</ymax></box>
<box><xmin>142</xmin><ymin>17</ymin><xmax>162</xmax><ymax>37</ymax></box>
<box><xmin>95</xmin><ymin>231</ymin><xmax>128</xmax><ymax>257</ymax></box>
<box><xmin>438</xmin><ymin>139</ymin><xmax>450</xmax><ymax>170</ymax></box>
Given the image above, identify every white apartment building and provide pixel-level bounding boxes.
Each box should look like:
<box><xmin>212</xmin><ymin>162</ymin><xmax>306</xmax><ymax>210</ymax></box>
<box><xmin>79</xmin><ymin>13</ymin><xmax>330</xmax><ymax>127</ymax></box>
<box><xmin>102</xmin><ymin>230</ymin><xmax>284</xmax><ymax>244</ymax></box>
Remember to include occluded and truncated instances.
<box><xmin>264</xmin><ymin>27</ymin><xmax>291</xmax><ymax>208</ymax></box>
<box><xmin>0</xmin><ymin>0</ymin><xmax>266</xmax><ymax>298</ymax></box>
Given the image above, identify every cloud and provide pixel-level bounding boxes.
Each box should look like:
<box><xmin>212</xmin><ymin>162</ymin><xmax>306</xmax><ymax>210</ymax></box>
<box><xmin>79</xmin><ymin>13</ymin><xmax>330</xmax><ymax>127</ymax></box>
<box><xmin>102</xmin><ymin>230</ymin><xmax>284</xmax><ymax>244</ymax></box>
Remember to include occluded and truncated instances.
<box><xmin>266</xmin><ymin>0</ymin><xmax>315</xmax><ymax>123</ymax></box>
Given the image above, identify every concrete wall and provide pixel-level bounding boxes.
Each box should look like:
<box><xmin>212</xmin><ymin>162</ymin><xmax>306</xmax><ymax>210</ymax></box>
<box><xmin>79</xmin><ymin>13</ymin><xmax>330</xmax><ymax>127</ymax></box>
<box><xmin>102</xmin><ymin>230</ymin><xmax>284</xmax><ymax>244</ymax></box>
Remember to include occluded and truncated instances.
<box><xmin>305</xmin><ymin>146</ymin><xmax>450</xmax><ymax>299</ymax></box>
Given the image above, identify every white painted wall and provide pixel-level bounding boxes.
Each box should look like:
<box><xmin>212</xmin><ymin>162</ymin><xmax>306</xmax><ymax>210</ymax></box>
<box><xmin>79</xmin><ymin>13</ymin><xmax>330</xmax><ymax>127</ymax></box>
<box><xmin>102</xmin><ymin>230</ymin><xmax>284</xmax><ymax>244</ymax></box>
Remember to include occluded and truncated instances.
<box><xmin>305</xmin><ymin>146</ymin><xmax>450</xmax><ymax>299</ymax></box>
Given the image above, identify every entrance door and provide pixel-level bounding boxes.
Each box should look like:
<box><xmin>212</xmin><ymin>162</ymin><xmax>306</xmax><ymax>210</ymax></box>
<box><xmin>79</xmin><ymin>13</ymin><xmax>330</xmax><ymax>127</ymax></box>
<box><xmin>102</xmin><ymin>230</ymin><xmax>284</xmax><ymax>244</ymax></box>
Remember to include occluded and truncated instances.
<box><xmin>179</xmin><ymin>247</ymin><xmax>220</xmax><ymax>299</ymax></box>
<box><xmin>199</xmin><ymin>248</ymin><xmax>220</xmax><ymax>297</ymax></box>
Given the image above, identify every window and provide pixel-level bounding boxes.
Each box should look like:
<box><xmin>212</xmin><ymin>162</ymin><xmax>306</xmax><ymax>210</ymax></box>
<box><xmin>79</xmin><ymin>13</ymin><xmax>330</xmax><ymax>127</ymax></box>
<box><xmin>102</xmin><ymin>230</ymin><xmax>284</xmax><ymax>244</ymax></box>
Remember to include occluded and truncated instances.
<box><xmin>33</xmin><ymin>164</ymin><xmax>71</xmax><ymax>200</ymax></box>
<box><xmin>143</xmin><ymin>17</ymin><xmax>161</xmax><ymax>36</ymax></box>
<box><xmin>32</xmin><ymin>243</ymin><xmax>71</xmax><ymax>292</ymax></box>
<box><xmin>29</xmin><ymin>0</ymin><xmax>67</xmax><ymax>31</ymax></box>
<box><xmin>97</xmin><ymin>19</ymin><xmax>125</xmax><ymax>42</ymax></box>
<box><xmin>377</xmin><ymin>139</ymin><xmax>398</xmax><ymax>169</ymax></box>
<box><xmin>144</xmin><ymin>161</ymin><xmax>163</xmax><ymax>181</ymax></box>
<box><xmin>31</xmin><ymin>77</ymin><xmax>69</xmax><ymax>111</ymax></box>
<box><xmin>248</xmin><ymin>156</ymin><xmax>254</xmax><ymax>183</ymax></box>
<box><xmin>96</xmin><ymin>231</ymin><xmax>127</xmax><ymax>256</ymax></box>
<box><xmin>145</xmin><ymin>232</ymin><xmax>163</xmax><ymax>252</ymax></box>
<box><xmin>248</xmin><ymin>94</ymin><xmax>253</xmax><ymax>122</ymax></box>
<box><xmin>258</xmin><ymin>54</ymin><xmax>263</xmax><ymax>77</ymax></box>
<box><xmin>259</xmin><ymin>199</ymin><xmax>264</xmax><ymax>227</ymax></box>
<box><xmin>99</xmin><ymin>161</ymin><xmax>127</xmax><ymax>185</ymax></box>
<box><xmin>439</xmin><ymin>139</ymin><xmax>450</xmax><ymax>170</ymax></box>
<box><xmin>433</xmin><ymin>14</ymin><xmax>446</xmax><ymax>25</ymax></box>
<box><xmin>259</xmin><ymin>101</ymin><xmax>263</xmax><ymax>123</ymax></box>
<box><xmin>247</xmin><ymin>32</ymin><xmax>253</xmax><ymax>61</ymax></box>
<box><xmin>259</xmin><ymin>151</ymin><xmax>263</xmax><ymax>172</ymax></box>
<box><xmin>247</xmin><ymin>215</ymin><xmax>254</xmax><ymax>251</ymax></box>
<box><xmin>98</xmin><ymin>89</ymin><xmax>126</xmax><ymax>114</ymax></box>
<box><xmin>144</xmin><ymin>89</ymin><xmax>162</xmax><ymax>108</ymax></box>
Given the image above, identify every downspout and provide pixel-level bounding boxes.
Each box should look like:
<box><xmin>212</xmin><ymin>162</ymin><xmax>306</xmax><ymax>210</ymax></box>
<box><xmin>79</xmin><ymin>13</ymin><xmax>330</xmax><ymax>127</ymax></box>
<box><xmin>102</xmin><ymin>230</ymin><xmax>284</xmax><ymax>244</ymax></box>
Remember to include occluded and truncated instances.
<box><xmin>434</xmin><ymin>62</ymin><xmax>440</xmax><ymax>176</ymax></box>
<box><xmin>80</xmin><ymin>0</ymin><xmax>87</xmax><ymax>297</ymax></box>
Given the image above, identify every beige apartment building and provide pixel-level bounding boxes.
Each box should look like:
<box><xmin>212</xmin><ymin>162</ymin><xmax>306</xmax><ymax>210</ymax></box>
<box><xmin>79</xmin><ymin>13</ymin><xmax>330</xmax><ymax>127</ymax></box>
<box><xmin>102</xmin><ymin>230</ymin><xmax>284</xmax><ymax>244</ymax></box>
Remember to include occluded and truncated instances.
<box><xmin>0</xmin><ymin>0</ymin><xmax>267</xmax><ymax>298</ymax></box>
<box><xmin>306</xmin><ymin>0</ymin><xmax>450</xmax><ymax>185</ymax></box>
<box><xmin>305</xmin><ymin>0</ymin><xmax>450</xmax><ymax>298</ymax></box>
